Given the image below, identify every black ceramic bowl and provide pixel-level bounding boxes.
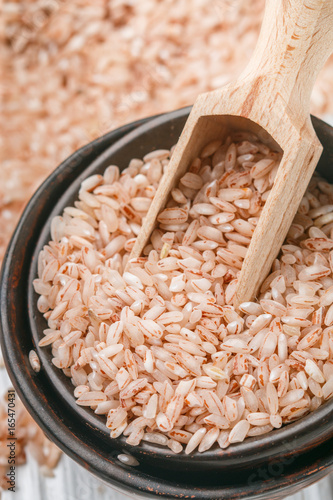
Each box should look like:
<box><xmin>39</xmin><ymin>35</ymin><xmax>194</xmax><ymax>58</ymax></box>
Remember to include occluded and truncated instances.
<box><xmin>1</xmin><ymin>107</ymin><xmax>333</xmax><ymax>499</ymax></box>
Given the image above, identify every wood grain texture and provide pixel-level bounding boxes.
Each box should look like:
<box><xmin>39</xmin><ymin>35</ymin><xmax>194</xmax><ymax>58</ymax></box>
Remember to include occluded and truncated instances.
<box><xmin>129</xmin><ymin>0</ymin><xmax>333</xmax><ymax>308</ymax></box>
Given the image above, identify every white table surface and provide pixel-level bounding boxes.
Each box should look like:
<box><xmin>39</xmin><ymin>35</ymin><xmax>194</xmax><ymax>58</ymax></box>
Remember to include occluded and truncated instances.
<box><xmin>0</xmin><ymin>365</ymin><xmax>332</xmax><ymax>500</ymax></box>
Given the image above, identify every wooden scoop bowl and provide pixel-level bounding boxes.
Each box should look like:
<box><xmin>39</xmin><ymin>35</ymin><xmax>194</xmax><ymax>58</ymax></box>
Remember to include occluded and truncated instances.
<box><xmin>130</xmin><ymin>0</ymin><xmax>333</xmax><ymax>308</ymax></box>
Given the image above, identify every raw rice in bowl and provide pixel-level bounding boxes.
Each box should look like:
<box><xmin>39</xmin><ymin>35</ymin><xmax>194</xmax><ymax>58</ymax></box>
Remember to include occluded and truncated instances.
<box><xmin>32</xmin><ymin>127</ymin><xmax>333</xmax><ymax>456</ymax></box>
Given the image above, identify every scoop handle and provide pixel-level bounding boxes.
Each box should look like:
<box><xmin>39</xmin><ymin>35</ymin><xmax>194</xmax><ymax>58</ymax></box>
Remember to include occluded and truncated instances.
<box><xmin>240</xmin><ymin>0</ymin><xmax>333</xmax><ymax>121</ymax></box>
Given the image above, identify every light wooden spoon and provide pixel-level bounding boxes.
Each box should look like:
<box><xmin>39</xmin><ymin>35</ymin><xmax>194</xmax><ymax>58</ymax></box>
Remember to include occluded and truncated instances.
<box><xmin>129</xmin><ymin>0</ymin><xmax>333</xmax><ymax>308</ymax></box>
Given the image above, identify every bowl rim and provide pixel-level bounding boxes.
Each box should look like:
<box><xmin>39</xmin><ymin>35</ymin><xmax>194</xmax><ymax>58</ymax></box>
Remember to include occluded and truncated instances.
<box><xmin>1</xmin><ymin>107</ymin><xmax>333</xmax><ymax>498</ymax></box>
<box><xmin>28</xmin><ymin>107</ymin><xmax>333</xmax><ymax>465</ymax></box>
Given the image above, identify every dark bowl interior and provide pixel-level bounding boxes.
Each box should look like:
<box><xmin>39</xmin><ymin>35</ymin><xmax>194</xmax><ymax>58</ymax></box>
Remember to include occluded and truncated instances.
<box><xmin>1</xmin><ymin>107</ymin><xmax>333</xmax><ymax>499</ymax></box>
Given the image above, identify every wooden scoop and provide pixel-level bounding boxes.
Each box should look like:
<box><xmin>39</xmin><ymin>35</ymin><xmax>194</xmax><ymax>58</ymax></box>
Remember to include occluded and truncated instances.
<box><xmin>129</xmin><ymin>0</ymin><xmax>333</xmax><ymax>308</ymax></box>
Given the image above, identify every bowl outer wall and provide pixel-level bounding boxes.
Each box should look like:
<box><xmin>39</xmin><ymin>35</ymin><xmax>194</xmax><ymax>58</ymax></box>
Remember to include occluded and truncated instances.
<box><xmin>1</xmin><ymin>107</ymin><xmax>333</xmax><ymax>499</ymax></box>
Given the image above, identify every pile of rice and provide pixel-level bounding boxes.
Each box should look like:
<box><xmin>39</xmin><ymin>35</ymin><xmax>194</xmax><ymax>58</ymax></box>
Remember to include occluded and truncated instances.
<box><xmin>33</xmin><ymin>132</ymin><xmax>333</xmax><ymax>454</ymax></box>
<box><xmin>2</xmin><ymin>0</ymin><xmax>333</xmax><ymax>268</ymax></box>
<box><xmin>0</xmin><ymin>392</ymin><xmax>61</xmax><ymax>487</ymax></box>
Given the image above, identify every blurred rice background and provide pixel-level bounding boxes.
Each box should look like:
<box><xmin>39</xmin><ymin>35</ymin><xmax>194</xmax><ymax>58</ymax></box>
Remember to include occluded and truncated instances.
<box><xmin>1</xmin><ymin>0</ymin><xmax>333</xmax><ymax>264</ymax></box>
